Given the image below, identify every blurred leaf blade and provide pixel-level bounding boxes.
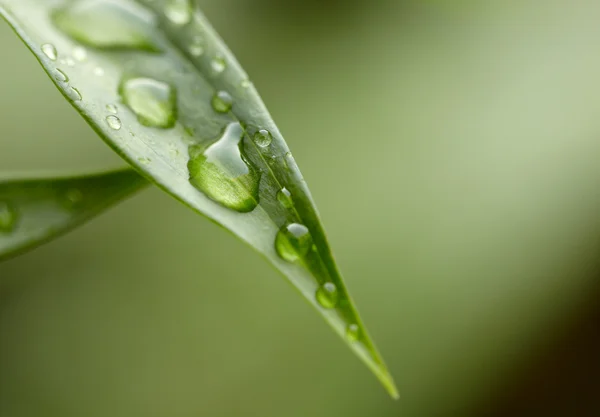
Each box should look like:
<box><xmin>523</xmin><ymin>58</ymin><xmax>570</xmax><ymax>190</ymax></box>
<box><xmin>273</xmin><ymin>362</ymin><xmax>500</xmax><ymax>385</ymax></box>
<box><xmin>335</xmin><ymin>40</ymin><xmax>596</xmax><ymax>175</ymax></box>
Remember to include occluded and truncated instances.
<box><xmin>0</xmin><ymin>0</ymin><xmax>397</xmax><ymax>397</ymax></box>
<box><xmin>0</xmin><ymin>168</ymin><xmax>147</xmax><ymax>261</ymax></box>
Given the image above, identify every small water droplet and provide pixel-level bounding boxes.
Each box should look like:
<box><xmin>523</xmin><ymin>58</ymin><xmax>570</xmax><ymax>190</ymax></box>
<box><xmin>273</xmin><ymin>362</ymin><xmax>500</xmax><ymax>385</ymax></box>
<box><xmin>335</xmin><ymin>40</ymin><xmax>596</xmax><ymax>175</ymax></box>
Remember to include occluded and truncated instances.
<box><xmin>189</xmin><ymin>43</ymin><xmax>204</xmax><ymax>57</ymax></box>
<box><xmin>137</xmin><ymin>156</ymin><xmax>151</xmax><ymax>164</ymax></box>
<box><xmin>253</xmin><ymin>129</ymin><xmax>272</xmax><ymax>148</ymax></box>
<box><xmin>277</xmin><ymin>187</ymin><xmax>293</xmax><ymax>209</ymax></box>
<box><xmin>70</xmin><ymin>87</ymin><xmax>82</xmax><ymax>101</ymax></box>
<box><xmin>275</xmin><ymin>223</ymin><xmax>312</xmax><ymax>262</ymax></box>
<box><xmin>0</xmin><ymin>201</ymin><xmax>18</xmax><ymax>233</ymax></box>
<box><xmin>211</xmin><ymin>56</ymin><xmax>226</xmax><ymax>73</ymax></box>
<box><xmin>346</xmin><ymin>323</ymin><xmax>360</xmax><ymax>342</ymax></box>
<box><xmin>72</xmin><ymin>46</ymin><xmax>87</xmax><ymax>61</ymax></box>
<box><xmin>211</xmin><ymin>90</ymin><xmax>232</xmax><ymax>113</ymax></box>
<box><xmin>106</xmin><ymin>115</ymin><xmax>122</xmax><ymax>130</ymax></box>
<box><xmin>52</xmin><ymin>0</ymin><xmax>160</xmax><ymax>52</ymax></box>
<box><xmin>55</xmin><ymin>69</ymin><xmax>69</xmax><ymax>82</ymax></box>
<box><xmin>316</xmin><ymin>282</ymin><xmax>339</xmax><ymax>309</ymax></box>
<box><xmin>165</xmin><ymin>0</ymin><xmax>192</xmax><ymax>26</ymax></box>
<box><xmin>119</xmin><ymin>76</ymin><xmax>177</xmax><ymax>129</ymax></box>
<box><xmin>240</xmin><ymin>79</ymin><xmax>251</xmax><ymax>88</ymax></box>
<box><xmin>94</xmin><ymin>67</ymin><xmax>105</xmax><ymax>76</ymax></box>
<box><xmin>187</xmin><ymin>122</ymin><xmax>261</xmax><ymax>212</ymax></box>
<box><xmin>106</xmin><ymin>104</ymin><xmax>118</xmax><ymax>114</ymax></box>
<box><xmin>65</xmin><ymin>57</ymin><xmax>75</xmax><ymax>67</ymax></box>
<box><xmin>41</xmin><ymin>43</ymin><xmax>57</xmax><ymax>61</ymax></box>
<box><xmin>61</xmin><ymin>188</ymin><xmax>84</xmax><ymax>209</ymax></box>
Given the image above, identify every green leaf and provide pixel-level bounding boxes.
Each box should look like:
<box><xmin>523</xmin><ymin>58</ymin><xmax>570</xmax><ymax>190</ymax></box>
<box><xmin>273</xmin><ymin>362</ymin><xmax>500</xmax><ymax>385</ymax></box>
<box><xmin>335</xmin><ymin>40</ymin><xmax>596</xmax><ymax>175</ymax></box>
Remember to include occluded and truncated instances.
<box><xmin>0</xmin><ymin>168</ymin><xmax>147</xmax><ymax>261</ymax></box>
<box><xmin>0</xmin><ymin>0</ymin><xmax>398</xmax><ymax>397</ymax></box>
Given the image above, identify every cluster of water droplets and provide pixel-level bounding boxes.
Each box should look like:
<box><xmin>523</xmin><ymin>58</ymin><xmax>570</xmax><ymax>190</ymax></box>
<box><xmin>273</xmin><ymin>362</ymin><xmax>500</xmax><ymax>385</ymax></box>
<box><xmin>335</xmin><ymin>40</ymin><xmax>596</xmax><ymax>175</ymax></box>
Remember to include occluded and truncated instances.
<box><xmin>41</xmin><ymin>0</ymin><xmax>360</xmax><ymax>343</ymax></box>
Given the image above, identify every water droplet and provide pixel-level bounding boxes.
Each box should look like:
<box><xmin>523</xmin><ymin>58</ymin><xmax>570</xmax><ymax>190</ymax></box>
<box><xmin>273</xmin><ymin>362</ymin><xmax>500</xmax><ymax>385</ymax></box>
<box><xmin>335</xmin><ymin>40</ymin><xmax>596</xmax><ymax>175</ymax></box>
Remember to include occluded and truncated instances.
<box><xmin>211</xmin><ymin>56</ymin><xmax>226</xmax><ymax>73</ymax></box>
<box><xmin>277</xmin><ymin>187</ymin><xmax>293</xmax><ymax>209</ymax></box>
<box><xmin>137</xmin><ymin>156</ymin><xmax>151</xmax><ymax>164</ymax></box>
<box><xmin>94</xmin><ymin>67</ymin><xmax>105</xmax><ymax>76</ymax></box>
<box><xmin>52</xmin><ymin>0</ymin><xmax>160</xmax><ymax>52</ymax></box>
<box><xmin>60</xmin><ymin>188</ymin><xmax>84</xmax><ymax>209</ymax></box>
<box><xmin>240</xmin><ymin>79</ymin><xmax>251</xmax><ymax>88</ymax></box>
<box><xmin>41</xmin><ymin>43</ymin><xmax>57</xmax><ymax>61</ymax></box>
<box><xmin>119</xmin><ymin>76</ymin><xmax>177</xmax><ymax>128</ymax></box>
<box><xmin>72</xmin><ymin>46</ymin><xmax>87</xmax><ymax>61</ymax></box>
<box><xmin>106</xmin><ymin>104</ymin><xmax>118</xmax><ymax>114</ymax></box>
<box><xmin>55</xmin><ymin>69</ymin><xmax>69</xmax><ymax>82</ymax></box>
<box><xmin>253</xmin><ymin>129</ymin><xmax>272</xmax><ymax>148</ymax></box>
<box><xmin>106</xmin><ymin>115</ymin><xmax>121</xmax><ymax>130</ymax></box>
<box><xmin>189</xmin><ymin>43</ymin><xmax>204</xmax><ymax>57</ymax></box>
<box><xmin>165</xmin><ymin>0</ymin><xmax>192</xmax><ymax>26</ymax></box>
<box><xmin>69</xmin><ymin>87</ymin><xmax>82</xmax><ymax>101</ymax></box>
<box><xmin>65</xmin><ymin>57</ymin><xmax>75</xmax><ymax>67</ymax></box>
<box><xmin>275</xmin><ymin>223</ymin><xmax>312</xmax><ymax>262</ymax></box>
<box><xmin>0</xmin><ymin>201</ymin><xmax>18</xmax><ymax>233</ymax></box>
<box><xmin>187</xmin><ymin>122</ymin><xmax>261</xmax><ymax>213</ymax></box>
<box><xmin>316</xmin><ymin>282</ymin><xmax>339</xmax><ymax>309</ymax></box>
<box><xmin>346</xmin><ymin>323</ymin><xmax>360</xmax><ymax>342</ymax></box>
<box><xmin>211</xmin><ymin>90</ymin><xmax>232</xmax><ymax>113</ymax></box>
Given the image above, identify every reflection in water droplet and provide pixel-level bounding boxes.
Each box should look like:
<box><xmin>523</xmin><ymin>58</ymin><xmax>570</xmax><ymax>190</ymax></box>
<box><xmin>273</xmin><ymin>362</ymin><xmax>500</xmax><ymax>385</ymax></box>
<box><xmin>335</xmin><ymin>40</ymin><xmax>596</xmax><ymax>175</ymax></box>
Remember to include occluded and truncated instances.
<box><xmin>187</xmin><ymin>122</ymin><xmax>261</xmax><ymax>212</ymax></box>
<box><xmin>72</xmin><ymin>46</ymin><xmax>87</xmax><ymax>61</ymax></box>
<box><xmin>277</xmin><ymin>187</ymin><xmax>293</xmax><ymax>209</ymax></box>
<box><xmin>275</xmin><ymin>223</ymin><xmax>312</xmax><ymax>262</ymax></box>
<box><xmin>52</xmin><ymin>0</ymin><xmax>160</xmax><ymax>52</ymax></box>
<box><xmin>61</xmin><ymin>188</ymin><xmax>84</xmax><ymax>209</ymax></box>
<box><xmin>106</xmin><ymin>115</ymin><xmax>122</xmax><ymax>130</ymax></box>
<box><xmin>211</xmin><ymin>56</ymin><xmax>226</xmax><ymax>73</ymax></box>
<box><xmin>316</xmin><ymin>282</ymin><xmax>339</xmax><ymax>309</ymax></box>
<box><xmin>165</xmin><ymin>0</ymin><xmax>192</xmax><ymax>25</ymax></box>
<box><xmin>346</xmin><ymin>323</ymin><xmax>360</xmax><ymax>342</ymax></box>
<box><xmin>106</xmin><ymin>104</ymin><xmax>118</xmax><ymax>114</ymax></box>
<box><xmin>119</xmin><ymin>76</ymin><xmax>177</xmax><ymax>128</ymax></box>
<box><xmin>211</xmin><ymin>90</ymin><xmax>232</xmax><ymax>113</ymax></box>
<box><xmin>0</xmin><ymin>201</ymin><xmax>18</xmax><ymax>233</ymax></box>
<box><xmin>41</xmin><ymin>43</ymin><xmax>57</xmax><ymax>61</ymax></box>
<box><xmin>253</xmin><ymin>129</ymin><xmax>272</xmax><ymax>148</ymax></box>
<box><xmin>55</xmin><ymin>69</ymin><xmax>69</xmax><ymax>82</ymax></box>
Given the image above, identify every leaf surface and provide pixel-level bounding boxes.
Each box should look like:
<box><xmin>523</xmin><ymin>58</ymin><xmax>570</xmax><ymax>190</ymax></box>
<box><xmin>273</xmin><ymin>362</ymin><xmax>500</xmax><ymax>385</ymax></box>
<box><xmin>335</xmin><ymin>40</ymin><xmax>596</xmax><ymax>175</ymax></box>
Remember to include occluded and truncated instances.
<box><xmin>0</xmin><ymin>168</ymin><xmax>147</xmax><ymax>261</ymax></box>
<box><xmin>0</xmin><ymin>0</ymin><xmax>397</xmax><ymax>396</ymax></box>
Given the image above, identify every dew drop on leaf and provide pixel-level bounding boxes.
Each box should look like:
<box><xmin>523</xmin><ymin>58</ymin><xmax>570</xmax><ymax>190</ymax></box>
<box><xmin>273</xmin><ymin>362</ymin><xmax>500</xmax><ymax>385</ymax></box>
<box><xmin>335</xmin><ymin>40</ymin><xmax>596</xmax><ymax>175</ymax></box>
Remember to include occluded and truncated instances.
<box><xmin>51</xmin><ymin>0</ymin><xmax>160</xmax><ymax>52</ymax></box>
<box><xmin>60</xmin><ymin>188</ymin><xmax>84</xmax><ymax>209</ymax></box>
<box><xmin>106</xmin><ymin>104</ymin><xmax>118</xmax><ymax>114</ymax></box>
<box><xmin>119</xmin><ymin>76</ymin><xmax>177</xmax><ymax>128</ymax></box>
<box><xmin>106</xmin><ymin>115</ymin><xmax>122</xmax><ymax>130</ymax></box>
<box><xmin>277</xmin><ymin>187</ymin><xmax>293</xmax><ymax>209</ymax></box>
<box><xmin>211</xmin><ymin>90</ymin><xmax>232</xmax><ymax>113</ymax></box>
<box><xmin>72</xmin><ymin>46</ymin><xmax>87</xmax><ymax>61</ymax></box>
<box><xmin>189</xmin><ymin>43</ymin><xmax>204</xmax><ymax>57</ymax></box>
<box><xmin>54</xmin><ymin>69</ymin><xmax>69</xmax><ymax>82</ymax></box>
<box><xmin>0</xmin><ymin>200</ymin><xmax>18</xmax><ymax>233</ymax></box>
<box><xmin>187</xmin><ymin>122</ymin><xmax>261</xmax><ymax>213</ymax></box>
<box><xmin>164</xmin><ymin>0</ymin><xmax>192</xmax><ymax>26</ymax></box>
<box><xmin>316</xmin><ymin>282</ymin><xmax>339</xmax><ymax>309</ymax></box>
<box><xmin>69</xmin><ymin>86</ymin><xmax>82</xmax><ymax>101</ymax></box>
<box><xmin>211</xmin><ymin>56</ymin><xmax>226</xmax><ymax>73</ymax></box>
<box><xmin>346</xmin><ymin>323</ymin><xmax>360</xmax><ymax>342</ymax></box>
<box><xmin>41</xmin><ymin>43</ymin><xmax>57</xmax><ymax>61</ymax></box>
<box><xmin>253</xmin><ymin>129</ymin><xmax>272</xmax><ymax>148</ymax></box>
<box><xmin>275</xmin><ymin>223</ymin><xmax>312</xmax><ymax>262</ymax></box>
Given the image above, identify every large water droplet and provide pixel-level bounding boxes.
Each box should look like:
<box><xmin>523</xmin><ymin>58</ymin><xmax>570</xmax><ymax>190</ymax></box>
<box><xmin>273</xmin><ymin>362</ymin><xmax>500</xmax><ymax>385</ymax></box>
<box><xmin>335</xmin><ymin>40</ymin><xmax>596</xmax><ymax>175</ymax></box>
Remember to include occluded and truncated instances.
<box><xmin>316</xmin><ymin>282</ymin><xmax>339</xmax><ymax>309</ymax></box>
<box><xmin>277</xmin><ymin>187</ymin><xmax>293</xmax><ymax>209</ymax></box>
<box><xmin>253</xmin><ymin>129</ymin><xmax>272</xmax><ymax>148</ymax></box>
<box><xmin>187</xmin><ymin>122</ymin><xmax>261</xmax><ymax>212</ymax></box>
<box><xmin>275</xmin><ymin>223</ymin><xmax>312</xmax><ymax>262</ymax></box>
<box><xmin>41</xmin><ymin>44</ymin><xmax>57</xmax><ymax>61</ymax></box>
<box><xmin>165</xmin><ymin>0</ymin><xmax>192</xmax><ymax>25</ymax></box>
<box><xmin>346</xmin><ymin>323</ymin><xmax>360</xmax><ymax>342</ymax></box>
<box><xmin>52</xmin><ymin>0</ymin><xmax>160</xmax><ymax>52</ymax></box>
<box><xmin>0</xmin><ymin>201</ymin><xmax>18</xmax><ymax>233</ymax></box>
<box><xmin>55</xmin><ymin>69</ymin><xmax>69</xmax><ymax>82</ymax></box>
<box><xmin>106</xmin><ymin>115</ymin><xmax>122</xmax><ymax>130</ymax></box>
<box><xmin>69</xmin><ymin>87</ymin><xmax>82</xmax><ymax>101</ymax></box>
<box><xmin>211</xmin><ymin>90</ymin><xmax>233</xmax><ymax>113</ymax></box>
<box><xmin>119</xmin><ymin>76</ymin><xmax>177</xmax><ymax>128</ymax></box>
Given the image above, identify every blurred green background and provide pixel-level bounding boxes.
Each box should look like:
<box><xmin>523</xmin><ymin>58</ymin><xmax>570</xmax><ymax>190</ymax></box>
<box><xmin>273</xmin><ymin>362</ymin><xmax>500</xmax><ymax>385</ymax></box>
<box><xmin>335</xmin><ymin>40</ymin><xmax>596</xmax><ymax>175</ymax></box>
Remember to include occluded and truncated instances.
<box><xmin>2</xmin><ymin>0</ymin><xmax>600</xmax><ymax>416</ymax></box>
